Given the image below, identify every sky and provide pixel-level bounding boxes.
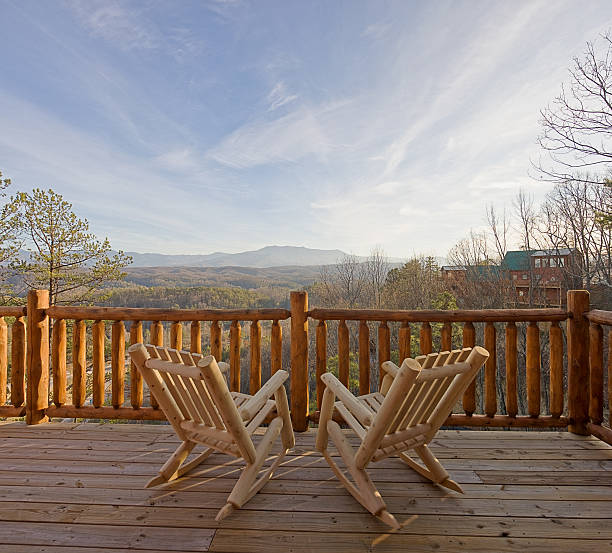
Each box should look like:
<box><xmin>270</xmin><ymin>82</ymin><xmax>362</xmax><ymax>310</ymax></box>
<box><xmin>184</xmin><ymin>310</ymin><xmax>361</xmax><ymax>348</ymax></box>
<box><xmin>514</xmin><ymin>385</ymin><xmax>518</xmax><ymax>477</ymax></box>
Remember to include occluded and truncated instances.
<box><xmin>1</xmin><ymin>0</ymin><xmax>612</xmax><ymax>258</ymax></box>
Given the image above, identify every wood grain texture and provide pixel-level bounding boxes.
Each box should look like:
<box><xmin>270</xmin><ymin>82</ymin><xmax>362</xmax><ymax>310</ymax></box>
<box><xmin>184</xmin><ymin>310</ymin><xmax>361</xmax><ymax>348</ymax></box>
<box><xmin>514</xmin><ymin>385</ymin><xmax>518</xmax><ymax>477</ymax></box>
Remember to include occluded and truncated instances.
<box><xmin>505</xmin><ymin>322</ymin><xmax>518</xmax><ymax>418</ymax></box>
<box><xmin>290</xmin><ymin>291</ymin><xmax>308</xmax><ymax>431</ymax></box>
<box><xmin>0</xmin><ymin>422</ymin><xmax>606</xmax><ymax>553</ymax></box>
<box><xmin>462</xmin><ymin>322</ymin><xmax>476</xmax><ymax>416</ymax></box>
<box><xmin>51</xmin><ymin>318</ymin><xmax>67</xmax><ymax>407</ymax></box>
<box><xmin>230</xmin><ymin>321</ymin><xmax>241</xmax><ymax>392</ymax></box>
<box><xmin>112</xmin><ymin>321</ymin><xmax>126</xmax><ymax>409</ymax></box>
<box><xmin>567</xmin><ymin>290</ymin><xmax>590</xmax><ymax>435</ymax></box>
<box><xmin>526</xmin><ymin>322</ymin><xmax>541</xmax><ymax>418</ymax></box>
<box><xmin>92</xmin><ymin>321</ymin><xmax>105</xmax><ymax>408</ymax></box>
<box><xmin>316</xmin><ymin>320</ymin><xmax>327</xmax><ymax>410</ymax></box>
<box><xmin>72</xmin><ymin>319</ymin><xmax>87</xmax><ymax>409</ymax></box>
<box><xmin>10</xmin><ymin>316</ymin><xmax>26</xmax><ymax>408</ymax></box>
<box><xmin>130</xmin><ymin>321</ymin><xmax>144</xmax><ymax>409</ymax></box>
<box><xmin>549</xmin><ymin>321</ymin><xmax>563</xmax><ymax>419</ymax></box>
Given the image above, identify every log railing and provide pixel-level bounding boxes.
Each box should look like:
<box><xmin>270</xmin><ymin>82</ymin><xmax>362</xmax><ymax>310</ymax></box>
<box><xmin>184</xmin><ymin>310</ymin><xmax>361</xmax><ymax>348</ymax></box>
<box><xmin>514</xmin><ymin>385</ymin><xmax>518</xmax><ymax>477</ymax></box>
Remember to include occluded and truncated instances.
<box><xmin>0</xmin><ymin>289</ymin><xmax>609</xmax><ymax>444</ymax></box>
<box><xmin>42</xmin><ymin>295</ymin><xmax>290</xmax><ymax>422</ymax></box>
<box><xmin>307</xmin><ymin>305</ymin><xmax>572</xmax><ymax>430</ymax></box>
<box><xmin>0</xmin><ymin>305</ymin><xmax>28</xmax><ymax>419</ymax></box>
<box><xmin>585</xmin><ymin>308</ymin><xmax>612</xmax><ymax>444</ymax></box>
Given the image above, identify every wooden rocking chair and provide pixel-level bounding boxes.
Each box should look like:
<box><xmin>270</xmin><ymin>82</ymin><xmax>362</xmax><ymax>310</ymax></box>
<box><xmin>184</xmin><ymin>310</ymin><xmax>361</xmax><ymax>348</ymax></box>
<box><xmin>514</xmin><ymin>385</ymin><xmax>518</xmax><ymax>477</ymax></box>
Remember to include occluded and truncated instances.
<box><xmin>315</xmin><ymin>346</ymin><xmax>489</xmax><ymax>529</ymax></box>
<box><xmin>128</xmin><ymin>343</ymin><xmax>295</xmax><ymax>521</ymax></box>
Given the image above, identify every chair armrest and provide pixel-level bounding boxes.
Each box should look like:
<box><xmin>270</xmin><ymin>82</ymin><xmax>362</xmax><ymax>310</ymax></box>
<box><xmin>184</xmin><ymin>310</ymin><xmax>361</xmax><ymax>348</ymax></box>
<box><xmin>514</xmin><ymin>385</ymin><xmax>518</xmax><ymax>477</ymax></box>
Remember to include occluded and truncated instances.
<box><xmin>239</xmin><ymin>370</ymin><xmax>289</xmax><ymax>421</ymax></box>
<box><xmin>381</xmin><ymin>361</ymin><xmax>400</xmax><ymax>378</ymax></box>
<box><xmin>320</xmin><ymin>373</ymin><xmax>373</xmax><ymax>426</ymax></box>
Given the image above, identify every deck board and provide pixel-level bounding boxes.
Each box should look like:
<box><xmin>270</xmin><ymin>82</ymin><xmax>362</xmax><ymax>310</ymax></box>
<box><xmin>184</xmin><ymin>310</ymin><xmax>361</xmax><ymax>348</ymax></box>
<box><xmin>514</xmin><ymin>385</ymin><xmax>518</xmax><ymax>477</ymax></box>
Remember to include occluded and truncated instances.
<box><xmin>0</xmin><ymin>422</ymin><xmax>609</xmax><ymax>552</ymax></box>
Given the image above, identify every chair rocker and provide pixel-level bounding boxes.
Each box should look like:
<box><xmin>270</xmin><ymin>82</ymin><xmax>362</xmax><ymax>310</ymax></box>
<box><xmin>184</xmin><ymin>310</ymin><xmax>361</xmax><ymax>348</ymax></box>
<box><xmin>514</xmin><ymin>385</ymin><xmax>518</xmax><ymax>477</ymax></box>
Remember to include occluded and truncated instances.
<box><xmin>315</xmin><ymin>346</ymin><xmax>489</xmax><ymax>529</ymax></box>
<box><xmin>128</xmin><ymin>343</ymin><xmax>295</xmax><ymax>521</ymax></box>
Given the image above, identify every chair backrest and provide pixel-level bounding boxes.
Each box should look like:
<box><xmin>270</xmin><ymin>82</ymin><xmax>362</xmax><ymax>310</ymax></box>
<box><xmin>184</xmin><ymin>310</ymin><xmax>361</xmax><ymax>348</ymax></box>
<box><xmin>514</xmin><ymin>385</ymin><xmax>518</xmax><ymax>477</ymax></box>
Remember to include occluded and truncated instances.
<box><xmin>355</xmin><ymin>346</ymin><xmax>489</xmax><ymax>467</ymax></box>
<box><xmin>128</xmin><ymin>343</ymin><xmax>256</xmax><ymax>463</ymax></box>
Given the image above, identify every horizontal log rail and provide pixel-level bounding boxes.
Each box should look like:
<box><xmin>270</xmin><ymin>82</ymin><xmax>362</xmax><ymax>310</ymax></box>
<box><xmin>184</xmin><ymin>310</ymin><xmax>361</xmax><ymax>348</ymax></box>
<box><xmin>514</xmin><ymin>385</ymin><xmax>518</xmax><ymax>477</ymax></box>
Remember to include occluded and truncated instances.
<box><xmin>585</xmin><ymin>309</ymin><xmax>612</xmax><ymax>326</ymax></box>
<box><xmin>0</xmin><ymin>306</ymin><xmax>27</xmax><ymax>317</ymax></box>
<box><xmin>46</xmin><ymin>306</ymin><xmax>290</xmax><ymax>321</ymax></box>
<box><xmin>308</xmin><ymin>307</ymin><xmax>568</xmax><ymax>322</ymax></box>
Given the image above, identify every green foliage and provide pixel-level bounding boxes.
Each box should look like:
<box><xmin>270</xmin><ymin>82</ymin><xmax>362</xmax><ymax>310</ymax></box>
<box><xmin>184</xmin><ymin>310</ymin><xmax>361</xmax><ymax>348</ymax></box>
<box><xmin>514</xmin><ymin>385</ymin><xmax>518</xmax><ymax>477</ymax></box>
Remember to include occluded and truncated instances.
<box><xmin>325</xmin><ymin>352</ymin><xmax>360</xmax><ymax>393</ymax></box>
<box><xmin>4</xmin><ymin>188</ymin><xmax>132</xmax><ymax>305</ymax></box>
<box><xmin>595</xmin><ymin>179</ymin><xmax>612</xmax><ymax>229</ymax></box>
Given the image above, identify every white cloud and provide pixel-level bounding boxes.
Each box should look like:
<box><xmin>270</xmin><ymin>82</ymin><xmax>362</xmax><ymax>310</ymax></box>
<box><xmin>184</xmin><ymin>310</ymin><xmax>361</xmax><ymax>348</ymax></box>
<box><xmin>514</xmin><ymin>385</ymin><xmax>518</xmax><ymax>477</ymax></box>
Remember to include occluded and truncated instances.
<box><xmin>66</xmin><ymin>0</ymin><xmax>158</xmax><ymax>51</ymax></box>
<box><xmin>267</xmin><ymin>81</ymin><xmax>298</xmax><ymax>112</ymax></box>
<box><xmin>206</xmin><ymin>104</ymin><xmax>344</xmax><ymax>169</ymax></box>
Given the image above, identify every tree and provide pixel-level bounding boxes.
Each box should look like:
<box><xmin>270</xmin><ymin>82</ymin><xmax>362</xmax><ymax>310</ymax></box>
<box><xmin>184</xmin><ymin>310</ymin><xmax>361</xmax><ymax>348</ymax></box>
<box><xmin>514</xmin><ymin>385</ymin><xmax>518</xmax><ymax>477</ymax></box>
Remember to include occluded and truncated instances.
<box><xmin>536</xmin><ymin>33</ymin><xmax>612</xmax><ymax>186</ymax></box>
<box><xmin>537</xmin><ymin>179</ymin><xmax>611</xmax><ymax>291</ymax></box>
<box><xmin>383</xmin><ymin>256</ymin><xmax>445</xmax><ymax>310</ymax></box>
<box><xmin>4</xmin><ymin>188</ymin><xmax>132</xmax><ymax>305</ymax></box>
<box><xmin>0</xmin><ymin>171</ymin><xmax>20</xmax><ymax>303</ymax></box>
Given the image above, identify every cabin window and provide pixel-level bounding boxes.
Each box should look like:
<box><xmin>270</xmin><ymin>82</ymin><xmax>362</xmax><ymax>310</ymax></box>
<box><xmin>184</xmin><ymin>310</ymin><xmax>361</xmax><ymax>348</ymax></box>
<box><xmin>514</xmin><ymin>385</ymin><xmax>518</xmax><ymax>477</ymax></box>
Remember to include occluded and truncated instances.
<box><xmin>549</xmin><ymin>258</ymin><xmax>557</xmax><ymax>268</ymax></box>
<box><xmin>512</xmin><ymin>274</ymin><xmax>517</xmax><ymax>280</ymax></box>
<box><xmin>534</xmin><ymin>258</ymin><xmax>541</xmax><ymax>268</ymax></box>
<box><xmin>558</xmin><ymin>257</ymin><xmax>565</xmax><ymax>267</ymax></box>
<box><xmin>522</xmin><ymin>274</ymin><xmax>528</xmax><ymax>280</ymax></box>
<box><xmin>519</xmin><ymin>290</ymin><xmax>524</xmax><ymax>296</ymax></box>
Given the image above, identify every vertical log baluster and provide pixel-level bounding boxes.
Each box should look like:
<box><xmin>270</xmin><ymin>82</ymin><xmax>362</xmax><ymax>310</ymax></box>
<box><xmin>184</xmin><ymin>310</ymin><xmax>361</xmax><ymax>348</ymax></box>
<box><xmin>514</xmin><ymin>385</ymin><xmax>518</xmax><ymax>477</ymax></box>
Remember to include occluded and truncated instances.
<box><xmin>72</xmin><ymin>320</ymin><xmax>87</xmax><ymax>408</ymax></box>
<box><xmin>149</xmin><ymin>321</ymin><xmax>163</xmax><ymax>409</ymax></box>
<box><xmin>359</xmin><ymin>321</ymin><xmax>370</xmax><ymax>396</ymax></box>
<box><xmin>0</xmin><ymin>317</ymin><xmax>6</xmax><ymax>404</ymax></box>
<box><xmin>271</xmin><ymin>320</ymin><xmax>282</xmax><ymax>375</ymax></box>
<box><xmin>290</xmin><ymin>291</ymin><xmax>309</xmax><ymax>432</ymax></box>
<box><xmin>11</xmin><ymin>316</ymin><xmax>26</xmax><ymax>407</ymax></box>
<box><xmin>526</xmin><ymin>322</ymin><xmax>541</xmax><ymax>418</ymax></box>
<box><xmin>398</xmin><ymin>322</ymin><xmax>410</xmax><ymax>364</ymax></box>
<box><xmin>316</xmin><ymin>320</ymin><xmax>327</xmax><ymax>409</ymax></box>
<box><xmin>567</xmin><ymin>290</ymin><xmax>590</xmax><ymax>435</ymax></box>
<box><xmin>211</xmin><ymin>321</ymin><xmax>222</xmax><ymax>361</ymax></box>
<box><xmin>441</xmin><ymin>322</ymin><xmax>452</xmax><ymax>352</ymax></box>
<box><xmin>249</xmin><ymin>320</ymin><xmax>261</xmax><ymax>394</ymax></box>
<box><xmin>549</xmin><ymin>321</ymin><xmax>563</xmax><ymax>418</ymax></box>
<box><xmin>92</xmin><ymin>321</ymin><xmax>105</xmax><ymax>408</ymax></box>
<box><xmin>589</xmin><ymin>322</ymin><xmax>604</xmax><ymax>425</ymax></box>
<box><xmin>462</xmin><ymin>321</ymin><xmax>476</xmax><ymax>416</ymax></box>
<box><xmin>190</xmin><ymin>321</ymin><xmax>201</xmax><ymax>354</ymax></box>
<box><xmin>484</xmin><ymin>322</ymin><xmax>497</xmax><ymax>417</ymax></box>
<box><xmin>170</xmin><ymin>322</ymin><xmax>182</xmax><ymax>351</ymax></box>
<box><xmin>608</xmin><ymin>329</ymin><xmax>612</xmax><ymax>429</ymax></box>
<box><xmin>112</xmin><ymin>321</ymin><xmax>125</xmax><ymax>409</ymax></box>
<box><xmin>130</xmin><ymin>321</ymin><xmax>143</xmax><ymax>409</ymax></box>
<box><xmin>505</xmin><ymin>322</ymin><xmax>518</xmax><ymax>417</ymax></box>
<box><xmin>51</xmin><ymin>319</ymin><xmax>67</xmax><ymax>407</ymax></box>
<box><xmin>378</xmin><ymin>321</ymin><xmax>390</xmax><ymax>388</ymax></box>
<box><xmin>420</xmin><ymin>322</ymin><xmax>432</xmax><ymax>355</ymax></box>
<box><xmin>229</xmin><ymin>321</ymin><xmax>241</xmax><ymax>392</ymax></box>
<box><xmin>338</xmin><ymin>320</ymin><xmax>349</xmax><ymax>389</ymax></box>
<box><xmin>26</xmin><ymin>290</ymin><xmax>49</xmax><ymax>424</ymax></box>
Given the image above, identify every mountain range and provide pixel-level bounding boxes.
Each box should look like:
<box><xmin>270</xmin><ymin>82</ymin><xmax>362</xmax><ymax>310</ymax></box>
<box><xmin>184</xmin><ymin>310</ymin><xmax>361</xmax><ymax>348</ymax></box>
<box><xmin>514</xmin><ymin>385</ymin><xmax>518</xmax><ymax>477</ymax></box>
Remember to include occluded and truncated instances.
<box><xmin>125</xmin><ymin>246</ymin><xmax>361</xmax><ymax>268</ymax></box>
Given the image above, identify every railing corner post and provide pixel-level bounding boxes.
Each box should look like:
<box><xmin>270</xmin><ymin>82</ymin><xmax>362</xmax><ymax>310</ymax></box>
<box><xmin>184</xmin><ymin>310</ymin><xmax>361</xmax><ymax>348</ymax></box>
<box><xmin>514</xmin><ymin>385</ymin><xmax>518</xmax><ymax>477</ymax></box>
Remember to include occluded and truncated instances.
<box><xmin>567</xmin><ymin>289</ymin><xmax>590</xmax><ymax>435</ymax></box>
<box><xmin>290</xmin><ymin>291</ymin><xmax>309</xmax><ymax>432</ymax></box>
<box><xmin>26</xmin><ymin>289</ymin><xmax>49</xmax><ymax>425</ymax></box>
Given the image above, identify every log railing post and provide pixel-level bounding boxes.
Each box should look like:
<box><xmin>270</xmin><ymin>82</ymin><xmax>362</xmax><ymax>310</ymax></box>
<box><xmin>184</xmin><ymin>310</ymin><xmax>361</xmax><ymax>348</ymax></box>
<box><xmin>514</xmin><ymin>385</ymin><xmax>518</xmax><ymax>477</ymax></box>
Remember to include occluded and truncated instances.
<box><xmin>567</xmin><ymin>290</ymin><xmax>590</xmax><ymax>435</ymax></box>
<box><xmin>290</xmin><ymin>291</ymin><xmax>308</xmax><ymax>432</ymax></box>
<box><xmin>26</xmin><ymin>289</ymin><xmax>49</xmax><ymax>425</ymax></box>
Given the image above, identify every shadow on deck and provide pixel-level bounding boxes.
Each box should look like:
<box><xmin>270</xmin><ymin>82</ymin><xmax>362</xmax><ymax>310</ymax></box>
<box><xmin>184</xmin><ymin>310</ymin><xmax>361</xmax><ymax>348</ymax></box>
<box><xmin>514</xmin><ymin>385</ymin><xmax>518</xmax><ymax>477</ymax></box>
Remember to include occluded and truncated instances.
<box><xmin>0</xmin><ymin>422</ymin><xmax>610</xmax><ymax>552</ymax></box>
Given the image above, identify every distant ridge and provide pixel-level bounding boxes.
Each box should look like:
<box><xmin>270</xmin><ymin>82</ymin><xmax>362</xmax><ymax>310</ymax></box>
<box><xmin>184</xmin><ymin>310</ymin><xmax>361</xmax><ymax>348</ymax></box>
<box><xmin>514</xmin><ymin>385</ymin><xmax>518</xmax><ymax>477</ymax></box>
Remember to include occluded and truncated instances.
<box><xmin>125</xmin><ymin>245</ymin><xmax>356</xmax><ymax>268</ymax></box>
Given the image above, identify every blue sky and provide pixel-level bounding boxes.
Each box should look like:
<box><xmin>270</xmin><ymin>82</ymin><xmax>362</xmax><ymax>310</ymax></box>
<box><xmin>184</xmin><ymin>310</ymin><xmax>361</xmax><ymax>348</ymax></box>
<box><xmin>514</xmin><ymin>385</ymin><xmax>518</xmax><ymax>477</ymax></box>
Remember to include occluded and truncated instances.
<box><xmin>1</xmin><ymin>0</ymin><xmax>611</xmax><ymax>257</ymax></box>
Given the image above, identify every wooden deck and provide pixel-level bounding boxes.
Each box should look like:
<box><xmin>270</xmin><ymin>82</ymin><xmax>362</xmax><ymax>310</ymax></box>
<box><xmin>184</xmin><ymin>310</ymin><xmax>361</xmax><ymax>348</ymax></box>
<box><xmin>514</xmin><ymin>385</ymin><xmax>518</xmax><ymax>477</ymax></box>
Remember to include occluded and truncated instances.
<box><xmin>0</xmin><ymin>423</ymin><xmax>609</xmax><ymax>552</ymax></box>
